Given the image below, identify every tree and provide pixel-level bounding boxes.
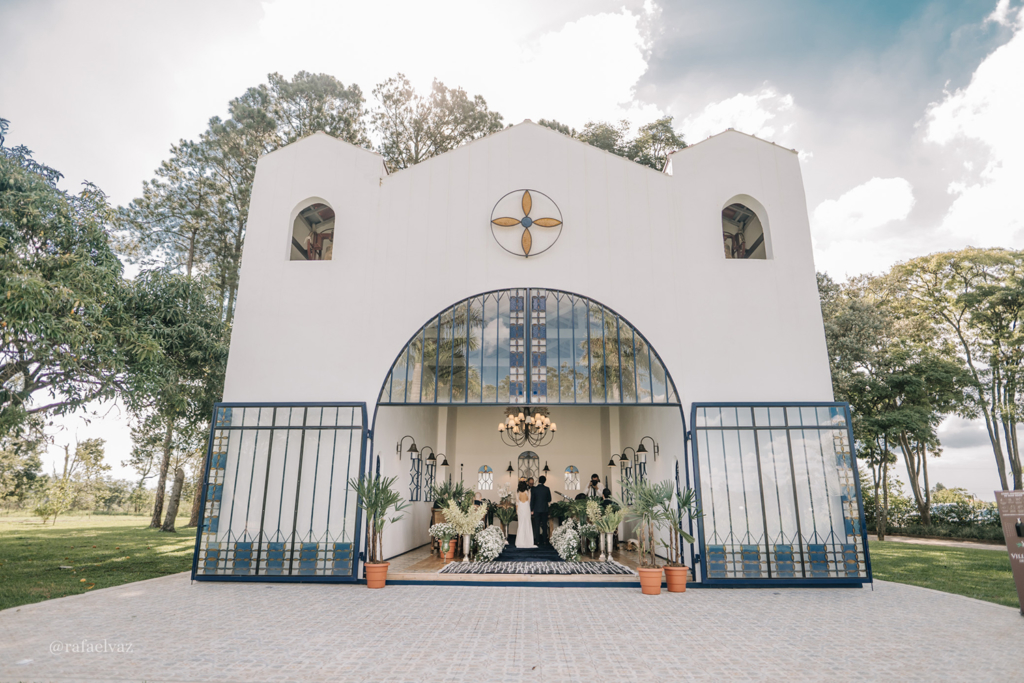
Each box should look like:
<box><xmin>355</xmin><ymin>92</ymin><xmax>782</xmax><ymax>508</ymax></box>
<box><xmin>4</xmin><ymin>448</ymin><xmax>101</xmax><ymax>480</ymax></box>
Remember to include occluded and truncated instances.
<box><xmin>120</xmin><ymin>140</ymin><xmax>220</xmax><ymax>278</ymax></box>
<box><xmin>121</xmin><ymin>271</ymin><xmax>228</xmax><ymax>529</ymax></box>
<box><xmin>819</xmin><ymin>272</ymin><xmax>973</xmax><ymax>527</ymax></box>
<box><xmin>0</xmin><ymin>420</ymin><xmax>45</xmax><ymax>508</ymax></box>
<box><xmin>537</xmin><ymin>119</ymin><xmax>576</xmax><ymax>136</ymax></box>
<box><xmin>1</xmin><ymin>118</ymin><xmax>143</xmax><ymax>437</ymax></box>
<box><xmin>577</xmin><ymin>119</ymin><xmax>630</xmax><ymax>154</ymax></box>
<box><xmin>626</xmin><ymin>117</ymin><xmax>686</xmax><ymax>171</ymax></box>
<box><xmin>542</xmin><ymin>115</ymin><xmax>685</xmax><ymax>170</ymax></box>
<box><xmin>892</xmin><ymin>249</ymin><xmax>1024</xmax><ymax>490</ymax></box>
<box><xmin>371</xmin><ymin>73</ymin><xmax>504</xmax><ymax>170</ymax></box>
<box><xmin>33</xmin><ymin>438</ymin><xmax>107</xmax><ymax>524</ymax></box>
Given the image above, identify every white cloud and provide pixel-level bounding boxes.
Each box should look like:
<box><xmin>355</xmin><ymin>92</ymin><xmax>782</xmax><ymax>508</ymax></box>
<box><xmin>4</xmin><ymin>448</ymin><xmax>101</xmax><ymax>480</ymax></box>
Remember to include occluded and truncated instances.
<box><xmin>259</xmin><ymin>0</ymin><xmax>663</xmax><ymax>133</ymax></box>
<box><xmin>924</xmin><ymin>6</ymin><xmax>1024</xmax><ymax>247</ymax></box>
<box><xmin>680</xmin><ymin>87</ymin><xmax>795</xmax><ymax>142</ymax></box>
<box><xmin>810</xmin><ymin>177</ymin><xmax>915</xmax><ymax>278</ymax></box>
<box><xmin>813</xmin><ymin>177</ymin><xmax>915</xmax><ymax>240</ymax></box>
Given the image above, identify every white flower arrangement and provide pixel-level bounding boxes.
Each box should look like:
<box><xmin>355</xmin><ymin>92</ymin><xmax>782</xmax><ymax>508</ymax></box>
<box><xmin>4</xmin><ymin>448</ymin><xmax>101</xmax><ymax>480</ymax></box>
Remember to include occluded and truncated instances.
<box><xmin>551</xmin><ymin>519</ymin><xmax>581</xmax><ymax>562</ymax></box>
<box><xmin>474</xmin><ymin>525</ymin><xmax>507</xmax><ymax>562</ymax></box>
<box><xmin>429</xmin><ymin>522</ymin><xmax>457</xmax><ymax>541</ymax></box>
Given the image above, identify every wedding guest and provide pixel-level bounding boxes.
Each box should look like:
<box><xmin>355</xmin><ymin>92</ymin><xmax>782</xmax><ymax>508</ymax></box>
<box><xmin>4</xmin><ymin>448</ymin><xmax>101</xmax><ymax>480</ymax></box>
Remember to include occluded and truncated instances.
<box><xmin>587</xmin><ymin>474</ymin><xmax>601</xmax><ymax>497</ymax></box>
<box><xmin>601</xmin><ymin>488</ymin><xmax>614</xmax><ymax>509</ymax></box>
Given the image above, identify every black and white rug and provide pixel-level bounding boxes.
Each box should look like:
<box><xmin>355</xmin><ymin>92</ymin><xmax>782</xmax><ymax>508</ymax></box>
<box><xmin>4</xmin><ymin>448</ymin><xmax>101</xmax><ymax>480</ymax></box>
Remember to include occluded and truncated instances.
<box><xmin>438</xmin><ymin>561</ymin><xmax>634</xmax><ymax>575</ymax></box>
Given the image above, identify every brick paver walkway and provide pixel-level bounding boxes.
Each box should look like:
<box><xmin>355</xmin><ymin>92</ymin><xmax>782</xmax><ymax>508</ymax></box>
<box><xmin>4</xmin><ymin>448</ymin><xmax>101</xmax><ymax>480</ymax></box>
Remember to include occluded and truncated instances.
<box><xmin>0</xmin><ymin>573</ymin><xmax>1020</xmax><ymax>682</ymax></box>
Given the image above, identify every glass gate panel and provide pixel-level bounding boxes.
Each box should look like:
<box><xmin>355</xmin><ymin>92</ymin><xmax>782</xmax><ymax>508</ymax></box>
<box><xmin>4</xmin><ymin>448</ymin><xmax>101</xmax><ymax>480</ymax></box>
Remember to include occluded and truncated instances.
<box><xmin>692</xmin><ymin>403</ymin><xmax>870</xmax><ymax>585</ymax></box>
<box><xmin>192</xmin><ymin>403</ymin><xmax>367</xmax><ymax>582</ymax></box>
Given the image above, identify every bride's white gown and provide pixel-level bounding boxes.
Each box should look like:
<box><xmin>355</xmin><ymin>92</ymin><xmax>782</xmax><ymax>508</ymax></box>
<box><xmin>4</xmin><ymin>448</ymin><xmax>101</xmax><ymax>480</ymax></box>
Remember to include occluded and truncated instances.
<box><xmin>515</xmin><ymin>494</ymin><xmax>535</xmax><ymax>548</ymax></box>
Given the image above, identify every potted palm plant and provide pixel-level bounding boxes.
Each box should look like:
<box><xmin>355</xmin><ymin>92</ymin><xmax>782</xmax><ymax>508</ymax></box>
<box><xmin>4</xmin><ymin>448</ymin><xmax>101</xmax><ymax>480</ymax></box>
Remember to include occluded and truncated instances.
<box><xmin>349</xmin><ymin>473</ymin><xmax>410</xmax><ymax>588</ymax></box>
<box><xmin>617</xmin><ymin>479</ymin><xmax>674</xmax><ymax>594</ymax></box>
<box><xmin>656</xmin><ymin>484</ymin><xmax>700</xmax><ymax>592</ymax></box>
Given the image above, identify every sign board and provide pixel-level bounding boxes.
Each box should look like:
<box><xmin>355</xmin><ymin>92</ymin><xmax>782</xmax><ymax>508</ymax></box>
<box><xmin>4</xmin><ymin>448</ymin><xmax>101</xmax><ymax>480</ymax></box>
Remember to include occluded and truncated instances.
<box><xmin>994</xmin><ymin>490</ymin><xmax>1024</xmax><ymax>616</ymax></box>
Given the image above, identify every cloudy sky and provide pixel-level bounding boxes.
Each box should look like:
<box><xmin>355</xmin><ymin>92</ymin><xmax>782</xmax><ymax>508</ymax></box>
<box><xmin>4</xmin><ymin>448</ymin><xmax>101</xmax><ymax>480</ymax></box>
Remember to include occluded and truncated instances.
<box><xmin>2</xmin><ymin>0</ymin><xmax>1022</xmax><ymax>498</ymax></box>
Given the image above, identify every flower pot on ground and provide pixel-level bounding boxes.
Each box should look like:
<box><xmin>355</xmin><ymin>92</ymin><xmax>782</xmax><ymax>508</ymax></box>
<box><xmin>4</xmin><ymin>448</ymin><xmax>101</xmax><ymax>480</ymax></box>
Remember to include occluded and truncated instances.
<box><xmin>365</xmin><ymin>561</ymin><xmax>390</xmax><ymax>589</ymax></box>
<box><xmin>664</xmin><ymin>565</ymin><xmax>689</xmax><ymax>592</ymax></box>
<box><xmin>655</xmin><ymin>481</ymin><xmax>701</xmax><ymax>594</ymax></box>
<box><xmin>613</xmin><ymin>479</ymin><xmax>672</xmax><ymax>592</ymax></box>
<box><xmin>638</xmin><ymin>566</ymin><xmax>663</xmax><ymax>595</ymax></box>
<box><xmin>348</xmin><ymin>471</ymin><xmax>410</xmax><ymax>589</ymax></box>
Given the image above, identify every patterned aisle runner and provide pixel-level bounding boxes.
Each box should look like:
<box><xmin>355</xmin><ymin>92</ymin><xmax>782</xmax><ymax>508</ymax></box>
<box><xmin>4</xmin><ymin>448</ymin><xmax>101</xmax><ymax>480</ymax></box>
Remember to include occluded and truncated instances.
<box><xmin>438</xmin><ymin>561</ymin><xmax>634</xmax><ymax>575</ymax></box>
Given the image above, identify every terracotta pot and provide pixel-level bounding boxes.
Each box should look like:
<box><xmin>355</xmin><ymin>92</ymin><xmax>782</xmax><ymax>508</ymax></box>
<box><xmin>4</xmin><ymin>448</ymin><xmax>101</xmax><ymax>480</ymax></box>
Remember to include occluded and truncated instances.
<box><xmin>637</xmin><ymin>567</ymin><xmax>663</xmax><ymax>595</ymax></box>
<box><xmin>364</xmin><ymin>562</ymin><xmax>390</xmax><ymax>589</ymax></box>
<box><xmin>664</xmin><ymin>565</ymin><xmax>689</xmax><ymax>593</ymax></box>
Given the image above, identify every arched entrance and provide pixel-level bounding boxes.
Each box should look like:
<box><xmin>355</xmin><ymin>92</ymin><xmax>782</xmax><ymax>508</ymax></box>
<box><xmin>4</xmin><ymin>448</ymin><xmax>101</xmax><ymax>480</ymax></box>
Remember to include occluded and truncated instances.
<box><xmin>368</xmin><ymin>287</ymin><xmax>694</xmax><ymax>582</ymax></box>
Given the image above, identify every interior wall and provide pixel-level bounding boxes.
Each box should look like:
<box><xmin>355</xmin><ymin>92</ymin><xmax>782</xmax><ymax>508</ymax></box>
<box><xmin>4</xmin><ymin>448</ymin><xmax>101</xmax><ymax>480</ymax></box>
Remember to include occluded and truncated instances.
<box><xmin>371</xmin><ymin>405</ymin><xmax>438</xmax><ymax>561</ymax></box>
<box><xmin>616</xmin><ymin>406</ymin><xmax>692</xmax><ymax>566</ymax></box>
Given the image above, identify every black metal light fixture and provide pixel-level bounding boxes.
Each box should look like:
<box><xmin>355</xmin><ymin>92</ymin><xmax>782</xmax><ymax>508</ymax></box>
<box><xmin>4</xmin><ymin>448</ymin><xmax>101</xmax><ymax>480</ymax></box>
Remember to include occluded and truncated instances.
<box><xmin>420</xmin><ymin>446</ymin><xmax>436</xmax><ymax>462</ymax></box>
<box><xmin>499</xmin><ymin>406</ymin><xmax>556</xmax><ymax>447</ymax></box>
<box><xmin>437</xmin><ymin>455</ymin><xmax>449</xmax><ymax>480</ymax></box>
<box><xmin>396</xmin><ymin>435</ymin><xmax>418</xmax><ymax>461</ymax></box>
<box><xmin>618</xmin><ymin>452</ymin><xmax>631</xmax><ymax>476</ymax></box>
<box><xmin>506</xmin><ymin>461</ymin><xmax>515</xmax><ymax>476</ymax></box>
<box><xmin>542</xmin><ymin>461</ymin><xmax>550</xmax><ymax>474</ymax></box>
<box><xmin>637</xmin><ymin>436</ymin><xmax>659</xmax><ymax>462</ymax></box>
<box><xmin>607</xmin><ymin>456</ymin><xmax>617</xmax><ymax>469</ymax></box>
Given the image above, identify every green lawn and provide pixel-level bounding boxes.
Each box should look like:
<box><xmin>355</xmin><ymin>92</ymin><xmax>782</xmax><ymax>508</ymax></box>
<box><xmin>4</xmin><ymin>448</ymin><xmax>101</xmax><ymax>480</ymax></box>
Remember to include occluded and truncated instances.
<box><xmin>869</xmin><ymin>540</ymin><xmax>1019</xmax><ymax>609</ymax></box>
<box><xmin>0</xmin><ymin>514</ymin><xmax>196</xmax><ymax>612</ymax></box>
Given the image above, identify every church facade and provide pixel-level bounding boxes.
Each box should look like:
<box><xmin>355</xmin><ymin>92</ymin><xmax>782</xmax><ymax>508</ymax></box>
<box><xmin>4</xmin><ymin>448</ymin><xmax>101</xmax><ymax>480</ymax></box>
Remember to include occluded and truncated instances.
<box><xmin>191</xmin><ymin>122</ymin><xmax>871</xmax><ymax>587</ymax></box>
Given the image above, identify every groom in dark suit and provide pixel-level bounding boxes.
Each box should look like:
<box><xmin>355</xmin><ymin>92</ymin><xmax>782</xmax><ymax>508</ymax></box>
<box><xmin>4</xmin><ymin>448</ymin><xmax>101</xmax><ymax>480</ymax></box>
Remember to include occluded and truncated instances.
<box><xmin>531</xmin><ymin>475</ymin><xmax>552</xmax><ymax>545</ymax></box>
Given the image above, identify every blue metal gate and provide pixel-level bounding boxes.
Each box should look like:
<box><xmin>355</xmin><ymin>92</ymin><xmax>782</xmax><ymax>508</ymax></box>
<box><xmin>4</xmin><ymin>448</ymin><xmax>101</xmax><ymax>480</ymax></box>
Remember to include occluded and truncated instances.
<box><xmin>191</xmin><ymin>403</ymin><xmax>367</xmax><ymax>582</ymax></box>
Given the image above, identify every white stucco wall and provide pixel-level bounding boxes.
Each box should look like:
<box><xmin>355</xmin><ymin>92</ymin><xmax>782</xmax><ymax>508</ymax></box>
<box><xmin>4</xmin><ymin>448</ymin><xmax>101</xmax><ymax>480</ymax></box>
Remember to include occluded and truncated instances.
<box><xmin>224</xmin><ymin>123</ymin><xmax>832</xmax><ymax>412</ymax></box>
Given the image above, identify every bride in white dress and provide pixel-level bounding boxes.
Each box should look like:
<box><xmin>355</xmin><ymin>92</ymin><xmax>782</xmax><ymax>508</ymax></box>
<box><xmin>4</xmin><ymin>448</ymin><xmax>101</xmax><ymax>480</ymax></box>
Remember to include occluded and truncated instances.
<box><xmin>515</xmin><ymin>481</ymin><xmax>536</xmax><ymax>548</ymax></box>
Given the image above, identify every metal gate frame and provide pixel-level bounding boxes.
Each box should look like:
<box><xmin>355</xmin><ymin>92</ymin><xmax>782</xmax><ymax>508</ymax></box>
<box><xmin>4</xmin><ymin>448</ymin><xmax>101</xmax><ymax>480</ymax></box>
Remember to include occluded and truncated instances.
<box><xmin>689</xmin><ymin>401</ymin><xmax>872</xmax><ymax>587</ymax></box>
<box><xmin>191</xmin><ymin>402</ymin><xmax>368</xmax><ymax>583</ymax></box>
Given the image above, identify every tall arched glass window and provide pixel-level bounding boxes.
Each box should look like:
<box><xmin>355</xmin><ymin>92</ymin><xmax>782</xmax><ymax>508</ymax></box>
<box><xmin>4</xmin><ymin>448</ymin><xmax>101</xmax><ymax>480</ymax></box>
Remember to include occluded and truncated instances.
<box><xmin>378</xmin><ymin>288</ymin><xmax>679</xmax><ymax>405</ymax></box>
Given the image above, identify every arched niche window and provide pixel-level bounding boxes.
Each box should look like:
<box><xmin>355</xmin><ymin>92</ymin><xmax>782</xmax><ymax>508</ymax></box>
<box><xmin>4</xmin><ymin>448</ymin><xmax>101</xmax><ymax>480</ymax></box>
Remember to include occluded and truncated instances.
<box><xmin>722</xmin><ymin>199</ymin><xmax>769</xmax><ymax>260</ymax></box>
<box><xmin>564</xmin><ymin>465</ymin><xmax>580</xmax><ymax>491</ymax></box>
<box><xmin>478</xmin><ymin>465</ymin><xmax>494</xmax><ymax>490</ymax></box>
<box><xmin>290</xmin><ymin>201</ymin><xmax>335</xmax><ymax>261</ymax></box>
<box><xmin>518</xmin><ymin>451</ymin><xmax>539</xmax><ymax>481</ymax></box>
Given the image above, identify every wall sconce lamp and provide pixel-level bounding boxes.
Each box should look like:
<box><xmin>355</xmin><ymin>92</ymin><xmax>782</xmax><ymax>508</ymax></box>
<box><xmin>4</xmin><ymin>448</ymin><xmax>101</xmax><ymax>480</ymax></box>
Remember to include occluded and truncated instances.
<box><xmin>396</xmin><ymin>435</ymin><xmax>418</xmax><ymax>461</ymax></box>
<box><xmin>420</xmin><ymin>446</ymin><xmax>435</xmax><ymax>463</ymax></box>
<box><xmin>637</xmin><ymin>436</ymin><xmax>659</xmax><ymax>463</ymax></box>
<box><xmin>437</xmin><ymin>454</ymin><xmax>449</xmax><ymax>480</ymax></box>
<box><xmin>542</xmin><ymin>461</ymin><xmax>551</xmax><ymax>474</ymax></box>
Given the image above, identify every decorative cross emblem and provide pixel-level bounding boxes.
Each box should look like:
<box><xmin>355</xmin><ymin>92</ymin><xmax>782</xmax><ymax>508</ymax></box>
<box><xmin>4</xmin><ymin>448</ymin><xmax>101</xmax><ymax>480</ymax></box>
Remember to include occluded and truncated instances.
<box><xmin>491</xmin><ymin>190</ymin><xmax>562</xmax><ymax>258</ymax></box>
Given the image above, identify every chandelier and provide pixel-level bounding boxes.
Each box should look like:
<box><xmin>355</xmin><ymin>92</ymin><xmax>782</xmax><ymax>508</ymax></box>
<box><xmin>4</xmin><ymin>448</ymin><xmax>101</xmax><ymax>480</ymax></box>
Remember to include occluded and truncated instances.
<box><xmin>498</xmin><ymin>407</ymin><xmax>556</xmax><ymax>448</ymax></box>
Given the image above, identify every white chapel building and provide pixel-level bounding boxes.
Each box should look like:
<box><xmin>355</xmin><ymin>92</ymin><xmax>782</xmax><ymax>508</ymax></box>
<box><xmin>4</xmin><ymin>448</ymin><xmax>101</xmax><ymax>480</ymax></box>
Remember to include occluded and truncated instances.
<box><xmin>193</xmin><ymin>122</ymin><xmax>871</xmax><ymax>587</ymax></box>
